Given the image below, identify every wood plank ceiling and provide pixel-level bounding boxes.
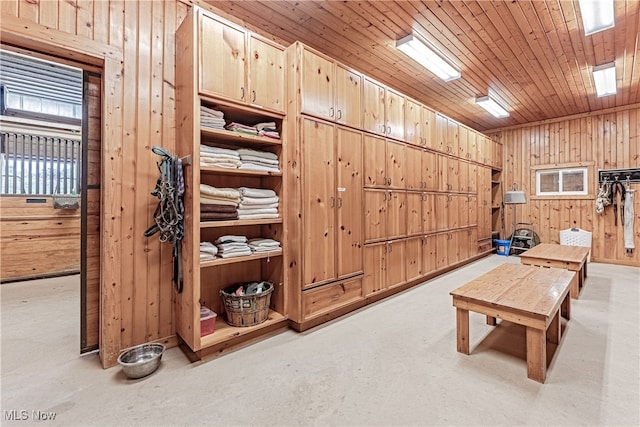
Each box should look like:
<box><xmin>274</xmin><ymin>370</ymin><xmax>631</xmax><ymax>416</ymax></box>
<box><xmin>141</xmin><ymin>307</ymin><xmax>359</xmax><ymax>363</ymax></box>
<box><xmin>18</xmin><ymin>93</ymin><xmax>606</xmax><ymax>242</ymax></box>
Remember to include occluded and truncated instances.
<box><xmin>206</xmin><ymin>0</ymin><xmax>640</xmax><ymax>132</ymax></box>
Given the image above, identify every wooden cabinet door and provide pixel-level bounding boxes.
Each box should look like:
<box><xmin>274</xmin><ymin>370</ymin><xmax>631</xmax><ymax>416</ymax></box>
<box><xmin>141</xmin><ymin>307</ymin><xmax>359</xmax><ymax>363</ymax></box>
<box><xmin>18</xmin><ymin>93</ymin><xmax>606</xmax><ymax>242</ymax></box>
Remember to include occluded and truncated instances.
<box><xmin>386</xmin><ymin>190</ymin><xmax>407</xmax><ymax>240</ymax></box>
<box><xmin>447</xmin><ymin>119</ymin><xmax>459</xmax><ymax>157</ymax></box>
<box><xmin>459</xmin><ymin>195</ymin><xmax>469</xmax><ymax>228</ymax></box>
<box><xmin>404</xmin><ymin>145</ymin><xmax>423</xmax><ymax>190</ymax></box>
<box><xmin>364</xmin><ymin>189</ymin><xmax>386</xmax><ymax>243</ymax></box>
<box><xmin>435</xmin><ymin>113</ymin><xmax>448</xmax><ymax>153</ymax></box>
<box><xmin>421</xmin><ymin>235</ymin><xmax>437</xmax><ymax>276</ymax></box>
<box><xmin>335</xmin><ymin>64</ymin><xmax>362</xmax><ymax>128</ymax></box>
<box><xmin>448</xmin><ymin>194</ymin><xmax>460</xmax><ymax>229</ymax></box>
<box><xmin>458</xmin><ymin>126</ymin><xmax>468</xmax><ymax>160</ymax></box>
<box><xmin>406</xmin><ymin>192</ymin><xmax>422</xmax><ymax>236</ymax></box>
<box><xmin>435</xmin><ymin>233</ymin><xmax>448</xmax><ymax>270</ymax></box>
<box><xmin>458</xmin><ymin>161</ymin><xmax>468</xmax><ymax>192</ymax></box>
<box><xmin>468</xmin><ymin>163</ymin><xmax>477</xmax><ymax>193</ymax></box>
<box><xmin>467</xmin><ymin>195</ymin><xmax>478</xmax><ymax>226</ymax></box>
<box><xmin>469</xmin><ymin>227</ymin><xmax>478</xmax><ymax>256</ymax></box>
<box><xmin>423</xmin><ymin>150</ymin><xmax>439</xmax><ymax>191</ymax></box>
<box><xmin>301</xmin><ymin>47</ymin><xmax>334</xmax><ymax>120</ymax></box>
<box><xmin>199</xmin><ymin>14</ymin><xmax>246</xmax><ymax>101</ymax></box>
<box><xmin>302</xmin><ymin>119</ymin><xmax>336</xmax><ymax>286</ymax></box>
<box><xmin>405</xmin><ymin>237</ymin><xmax>422</xmax><ymax>282</ymax></box>
<box><xmin>494</xmin><ymin>141</ymin><xmax>503</xmax><ymax>169</ymax></box>
<box><xmin>336</xmin><ymin>127</ymin><xmax>363</xmax><ymax>278</ymax></box>
<box><xmin>363</xmin><ymin>243</ymin><xmax>386</xmax><ymax>296</ymax></box>
<box><xmin>387</xmin><ymin>141</ymin><xmax>406</xmax><ymax>189</ymax></box>
<box><xmin>435</xmin><ymin>193</ymin><xmax>448</xmax><ymax>231</ymax></box>
<box><xmin>363</xmin><ymin>134</ymin><xmax>386</xmax><ymax>187</ymax></box>
<box><xmin>422</xmin><ymin>193</ymin><xmax>437</xmax><ymax>233</ymax></box>
<box><xmin>422</xmin><ymin>106</ymin><xmax>437</xmax><ymax>150</ymax></box>
<box><xmin>447</xmin><ymin>157</ymin><xmax>459</xmax><ymax>193</ymax></box>
<box><xmin>447</xmin><ymin>231</ymin><xmax>459</xmax><ymax>265</ymax></box>
<box><xmin>458</xmin><ymin>229</ymin><xmax>470</xmax><ymax>262</ymax></box>
<box><xmin>476</xmin><ymin>135</ymin><xmax>485</xmax><ymax>165</ymax></box>
<box><xmin>386</xmin><ymin>240</ymin><xmax>406</xmax><ymax>289</ymax></box>
<box><xmin>363</xmin><ymin>77</ymin><xmax>385</xmax><ymax>136</ymax></box>
<box><xmin>248</xmin><ymin>36</ymin><xmax>285</xmax><ymax>112</ymax></box>
<box><xmin>404</xmin><ymin>98</ymin><xmax>422</xmax><ymax>146</ymax></box>
<box><xmin>438</xmin><ymin>154</ymin><xmax>449</xmax><ymax>192</ymax></box>
<box><xmin>385</xmin><ymin>88</ymin><xmax>405</xmax><ymax>140</ymax></box>
<box><xmin>467</xmin><ymin>131</ymin><xmax>477</xmax><ymax>162</ymax></box>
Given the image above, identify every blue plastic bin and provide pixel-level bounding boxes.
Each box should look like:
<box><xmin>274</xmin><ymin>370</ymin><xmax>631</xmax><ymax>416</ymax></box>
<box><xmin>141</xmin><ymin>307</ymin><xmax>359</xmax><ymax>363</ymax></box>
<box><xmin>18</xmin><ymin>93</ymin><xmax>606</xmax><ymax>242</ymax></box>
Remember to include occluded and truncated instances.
<box><xmin>494</xmin><ymin>239</ymin><xmax>511</xmax><ymax>256</ymax></box>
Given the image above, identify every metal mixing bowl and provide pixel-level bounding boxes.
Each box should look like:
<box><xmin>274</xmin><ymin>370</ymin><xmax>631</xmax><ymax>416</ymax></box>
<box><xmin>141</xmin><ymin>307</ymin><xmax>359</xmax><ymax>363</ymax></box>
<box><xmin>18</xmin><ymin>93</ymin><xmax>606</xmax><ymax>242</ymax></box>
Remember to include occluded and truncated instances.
<box><xmin>117</xmin><ymin>343</ymin><xmax>165</xmax><ymax>379</ymax></box>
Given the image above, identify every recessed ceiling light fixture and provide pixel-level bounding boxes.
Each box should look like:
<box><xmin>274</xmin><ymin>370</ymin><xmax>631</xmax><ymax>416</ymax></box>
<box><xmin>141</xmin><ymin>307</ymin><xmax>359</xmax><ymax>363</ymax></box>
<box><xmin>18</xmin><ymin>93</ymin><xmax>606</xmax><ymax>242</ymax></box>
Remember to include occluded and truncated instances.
<box><xmin>476</xmin><ymin>96</ymin><xmax>509</xmax><ymax>118</ymax></box>
<box><xmin>396</xmin><ymin>32</ymin><xmax>461</xmax><ymax>82</ymax></box>
<box><xmin>592</xmin><ymin>62</ymin><xmax>617</xmax><ymax>97</ymax></box>
<box><xmin>578</xmin><ymin>0</ymin><xmax>615</xmax><ymax>35</ymax></box>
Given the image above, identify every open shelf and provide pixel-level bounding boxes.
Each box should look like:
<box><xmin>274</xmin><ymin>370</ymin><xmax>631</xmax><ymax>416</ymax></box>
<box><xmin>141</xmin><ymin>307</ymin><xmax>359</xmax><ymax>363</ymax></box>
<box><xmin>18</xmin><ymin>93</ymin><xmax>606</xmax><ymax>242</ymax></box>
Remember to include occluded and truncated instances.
<box><xmin>200</xmin><ymin>218</ymin><xmax>283</xmax><ymax>228</ymax></box>
<box><xmin>201</xmin><ymin>127</ymin><xmax>281</xmax><ymax>147</ymax></box>
<box><xmin>200</xmin><ymin>310</ymin><xmax>286</xmax><ymax>348</ymax></box>
<box><xmin>200</xmin><ymin>250</ymin><xmax>282</xmax><ymax>267</ymax></box>
<box><xmin>200</xmin><ymin>165</ymin><xmax>282</xmax><ymax>177</ymax></box>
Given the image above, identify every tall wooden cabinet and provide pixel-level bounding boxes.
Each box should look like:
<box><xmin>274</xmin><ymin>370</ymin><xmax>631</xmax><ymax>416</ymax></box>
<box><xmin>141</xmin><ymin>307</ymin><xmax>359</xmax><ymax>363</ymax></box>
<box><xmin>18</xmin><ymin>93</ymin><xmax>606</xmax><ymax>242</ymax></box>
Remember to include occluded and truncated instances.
<box><xmin>175</xmin><ymin>7</ymin><xmax>288</xmax><ymax>357</ymax></box>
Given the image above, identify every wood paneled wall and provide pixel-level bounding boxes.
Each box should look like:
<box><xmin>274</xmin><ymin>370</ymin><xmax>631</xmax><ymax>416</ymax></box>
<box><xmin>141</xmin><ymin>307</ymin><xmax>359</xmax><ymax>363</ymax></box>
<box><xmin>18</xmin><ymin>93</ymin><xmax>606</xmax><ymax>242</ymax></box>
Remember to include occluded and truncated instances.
<box><xmin>0</xmin><ymin>196</ymin><xmax>80</xmax><ymax>280</ymax></box>
<box><xmin>0</xmin><ymin>0</ymin><xmax>192</xmax><ymax>366</ymax></box>
<box><xmin>488</xmin><ymin>105</ymin><xmax>640</xmax><ymax>266</ymax></box>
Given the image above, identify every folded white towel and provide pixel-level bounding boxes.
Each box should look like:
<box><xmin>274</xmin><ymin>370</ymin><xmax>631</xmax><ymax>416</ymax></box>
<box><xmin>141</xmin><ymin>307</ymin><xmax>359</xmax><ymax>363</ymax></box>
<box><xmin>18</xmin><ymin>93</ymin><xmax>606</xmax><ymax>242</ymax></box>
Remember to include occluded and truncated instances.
<box><xmin>238</xmin><ymin>163</ymin><xmax>280</xmax><ymax>172</ymax></box>
<box><xmin>238</xmin><ymin>187</ymin><xmax>277</xmax><ymax>198</ymax></box>
<box><xmin>200</xmin><ymin>145</ymin><xmax>239</xmax><ymax>157</ymax></box>
<box><xmin>239</xmin><ymin>154</ymin><xmax>279</xmax><ymax>165</ymax></box>
<box><xmin>215</xmin><ymin>235</ymin><xmax>248</xmax><ymax>244</ymax></box>
<box><xmin>237</xmin><ymin>207</ymin><xmax>278</xmax><ymax>215</ymax></box>
<box><xmin>237</xmin><ymin>149</ymin><xmax>278</xmax><ymax>161</ymax></box>
<box><xmin>248</xmin><ymin>238</ymin><xmax>281</xmax><ymax>247</ymax></box>
<box><xmin>200</xmin><ymin>253</ymin><xmax>217</xmax><ymax>261</ymax></box>
<box><xmin>237</xmin><ymin>213</ymin><xmax>280</xmax><ymax>220</ymax></box>
<box><xmin>240</xmin><ymin>195</ymin><xmax>279</xmax><ymax>206</ymax></box>
<box><xmin>218</xmin><ymin>249</ymin><xmax>252</xmax><ymax>259</ymax></box>
<box><xmin>200</xmin><ymin>184</ymin><xmax>241</xmax><ymax>200</ymax></box>
<box><xmin>200</xmin><ymin>242</ymin><xmax>219</xmax><ymax>255</ymax></box>
<box><xmin>199</xmin><ymin>197</ymin><xmax>239</xmax><ymax>207</ymax></box>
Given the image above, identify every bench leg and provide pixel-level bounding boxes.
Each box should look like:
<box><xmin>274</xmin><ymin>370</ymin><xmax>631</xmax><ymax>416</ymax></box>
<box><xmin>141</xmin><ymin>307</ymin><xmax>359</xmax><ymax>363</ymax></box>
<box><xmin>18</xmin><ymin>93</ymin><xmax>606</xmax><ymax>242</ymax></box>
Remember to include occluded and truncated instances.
<box><xmin>526</xmin><ymin>327</ymin><xmax>547</xmax><ymax>383</ymax></box>
<box><xmin>456</xmin><ymin>308</ymin><xmax>470</xmax><ymax>355</ymax></box>
<box><xmin>561</xmin><ymin>291</ymin><xmax>571</xmax><ymax>320</ymax></box>
<box><xmin>570</xmin><ymin>272</ymin><xmax>580</xmax><ymax>299</ymax></box>
<box><xmin>486</xmin><ymin>315</ymin><xmax>497</xmax><ymax>326</ymax></box>
<box><xmin>547</xmin><ymin>310</ymin><xmax>560</xmax><ymax>345</ymax></box>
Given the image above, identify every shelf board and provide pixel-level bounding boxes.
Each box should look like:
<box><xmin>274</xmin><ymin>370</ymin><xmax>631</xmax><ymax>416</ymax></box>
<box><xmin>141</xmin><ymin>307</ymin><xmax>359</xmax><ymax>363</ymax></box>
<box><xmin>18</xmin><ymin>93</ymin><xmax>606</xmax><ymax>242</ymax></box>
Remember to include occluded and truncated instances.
<box><xmin>491</xmin><ymin>205</ymin><xmax>501</xmax><ymax>209</ymax></box>
<box><xmin>200</xmin><ymin>218</ymin><xmax>283</xmax><ymax>228</ymax></box>
<box><xmin>200</xmin><ymin>165</ymin><xmax>282</xmax><ymax>177</ymax></box>
<box><xmin>491</xmin><ymin>180</ymin><xmax>501</xmax><ymax>184</ymax></box>
<box><xmin>201</xmin><ymin>127</ymin><xmax>281</xmax><ymax>147</ymax></box>
<box><xmin>200</xmin><ymin>250</ymin><xmax>282</xmax><ymax>267</ymax></box>
<box><xmin>200</xmin><ymin>310</ymin><xmax>286</xmax><ymax>348</ymax></box>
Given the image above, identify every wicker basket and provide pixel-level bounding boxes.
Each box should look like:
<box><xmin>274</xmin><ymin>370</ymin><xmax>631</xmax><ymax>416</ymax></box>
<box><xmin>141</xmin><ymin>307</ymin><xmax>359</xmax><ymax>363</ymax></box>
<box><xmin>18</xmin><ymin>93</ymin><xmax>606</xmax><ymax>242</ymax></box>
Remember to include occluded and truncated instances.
<box><xmin>220</xmin><ymin>281</ymin><xmax>274</xmax><ymax>327</ymax></box>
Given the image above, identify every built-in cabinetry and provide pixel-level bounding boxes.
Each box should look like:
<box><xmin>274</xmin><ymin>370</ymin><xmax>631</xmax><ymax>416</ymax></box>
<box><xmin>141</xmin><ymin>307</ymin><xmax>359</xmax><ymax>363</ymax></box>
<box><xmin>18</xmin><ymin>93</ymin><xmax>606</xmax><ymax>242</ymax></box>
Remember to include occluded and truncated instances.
<box><xmin>285</xmin><ymin>41</ymin><xmax>498</xmax><ymax>330</ymax></box>
<box><xmin>175</xmin><ymin>8</ymin><xmax>289</xmax><ymax>358</ymax></box>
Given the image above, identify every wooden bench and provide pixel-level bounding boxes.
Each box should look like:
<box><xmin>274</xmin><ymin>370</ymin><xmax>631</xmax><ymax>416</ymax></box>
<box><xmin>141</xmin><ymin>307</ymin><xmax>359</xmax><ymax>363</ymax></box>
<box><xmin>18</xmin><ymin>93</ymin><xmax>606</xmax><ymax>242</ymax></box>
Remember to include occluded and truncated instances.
<box><xmin>520</xmin><ymin>243</ymin><xmax>590</xmax><ymax>299</ymax></box>
<box><xmin>450</xmin><ymin>264</ymin><xmax>576</xmax><ymax>383</ymax></box>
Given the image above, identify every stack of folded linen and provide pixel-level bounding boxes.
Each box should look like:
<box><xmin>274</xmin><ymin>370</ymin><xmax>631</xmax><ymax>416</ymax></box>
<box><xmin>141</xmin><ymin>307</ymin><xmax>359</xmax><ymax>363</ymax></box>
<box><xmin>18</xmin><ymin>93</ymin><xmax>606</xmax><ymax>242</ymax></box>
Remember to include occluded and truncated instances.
<box><xmin>237</xmin><ymin>187</ymin><xmax>279</xmax><ymax>220</ymax></box>
<box><xmin>200</xmin><ymin>106</ymin><xmax>226</xmax><ymax>130</ymax></box>
<box><xmin>200</xmin><ymin>145</ymin><xmax>241</xmax><ymax>169</ymax></box>
<box><xmin>255</xmin><ymin>122</ymin><xmax>280</xmax><ymax>139</ymax></box>
<box><xmin>200</xmin><ymin>241</ymin><xmax>218</xmax><ymax>262</ymax></box>
<box><xmin>248</xmin><ymin>238</ymin><xmax>281</xmax><ymax>254</ymax></box>
<box><xmin>224</xmin><ymin>122</ymin><xmax>258</xmax><ymax>135</ymax></box>
<box><xmin>200</xmin><ymin>184</ymin><xmax>240</xmax><ymax>221</ymax></box>
<box><xmin>215</xmin><ymin>235</ymin><xmax>251</xmax><ymax>258</ymax></box>
<box><xmin>237</xmin><ymin>148</ymin><xmax>280</xmax><ymax>173</ymax></box>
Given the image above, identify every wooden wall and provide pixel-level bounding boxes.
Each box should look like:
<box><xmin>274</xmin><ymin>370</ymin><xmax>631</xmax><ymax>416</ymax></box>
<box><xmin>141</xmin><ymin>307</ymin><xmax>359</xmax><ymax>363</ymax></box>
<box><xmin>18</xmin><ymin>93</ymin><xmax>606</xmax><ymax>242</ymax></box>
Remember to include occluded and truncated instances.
<box><xmin>0</xmin><ymin>0</ymin><xmax>192</xmax><ymax>366</ymax></box>
<box><xmin>488</xmin><ymin>105</ymin><xmax>640</xmax><ymax>266</ymax></box>
<box><xmin>0</xmin><ymin>196</ymin><xmax>80</xmax><ymax>280</ymax></box>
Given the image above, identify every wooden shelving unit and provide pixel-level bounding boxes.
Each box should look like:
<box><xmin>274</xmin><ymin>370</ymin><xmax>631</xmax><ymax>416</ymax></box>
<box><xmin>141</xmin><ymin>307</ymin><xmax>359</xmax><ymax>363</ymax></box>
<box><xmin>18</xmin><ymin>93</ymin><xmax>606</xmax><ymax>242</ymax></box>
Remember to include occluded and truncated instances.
<box><xmin>175</xmin><ymin>6</ymin><xmax>289</xmax><ymax>358</ymax></box>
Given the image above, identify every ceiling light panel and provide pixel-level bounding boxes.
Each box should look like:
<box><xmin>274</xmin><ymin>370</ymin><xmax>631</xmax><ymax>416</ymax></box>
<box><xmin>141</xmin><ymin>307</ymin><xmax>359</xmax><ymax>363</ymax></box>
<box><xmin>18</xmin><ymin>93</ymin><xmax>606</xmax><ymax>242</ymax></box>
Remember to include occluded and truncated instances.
<box><xmin>592</xmin><ymin>62</ymin><xmax>617</xmax><ymax>97</ymax></box>
<box><xmin>476</xmin><ymin>96</ymin><xmax>509</xmax><ymax>118</ymax></box>
<box><xmin>396</xmin><ymin>33</ymin><xmax>461</xmax><ymax>82</ymax></box>
<box><xmin>578</xmin><ymin>0</ymin><xmax>615</xmax><ymax>35</ymax></box>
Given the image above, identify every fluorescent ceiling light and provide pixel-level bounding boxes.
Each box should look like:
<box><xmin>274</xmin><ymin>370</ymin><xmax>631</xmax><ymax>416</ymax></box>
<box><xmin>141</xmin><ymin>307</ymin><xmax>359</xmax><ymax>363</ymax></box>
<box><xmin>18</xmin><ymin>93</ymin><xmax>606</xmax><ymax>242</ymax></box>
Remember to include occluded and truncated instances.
<box><xmin>396</xmin><ymin>33</ymin><xmax>460</xmax><ymax>82</ymax></box>
<box><xmin>592</xmin><ymin>62</ymin><xmax>617</xmax><ymax>97</ymax></box>
<box><xmin>578</xmin><ymin>0</ymin><xmax>615</xmax><ymax>35</ymax></box>
<box><xmin>476</xmin><ymin>96</ymin><xmax>509</xmax><ymax>118</ymax></box>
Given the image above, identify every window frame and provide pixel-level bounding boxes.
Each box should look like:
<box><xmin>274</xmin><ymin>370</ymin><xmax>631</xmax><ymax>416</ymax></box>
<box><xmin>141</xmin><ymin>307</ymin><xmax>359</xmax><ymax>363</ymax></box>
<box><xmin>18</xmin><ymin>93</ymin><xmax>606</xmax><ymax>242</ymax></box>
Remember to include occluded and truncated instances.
<box><xmin>535</xmin><ymin>167</ymin><xmax>588</xmax><ymax>196</ymax></box>
<box><xmin>529</xmin><ymin>162</ymin><xmax>595</xmax><ymax>201</ymax></box>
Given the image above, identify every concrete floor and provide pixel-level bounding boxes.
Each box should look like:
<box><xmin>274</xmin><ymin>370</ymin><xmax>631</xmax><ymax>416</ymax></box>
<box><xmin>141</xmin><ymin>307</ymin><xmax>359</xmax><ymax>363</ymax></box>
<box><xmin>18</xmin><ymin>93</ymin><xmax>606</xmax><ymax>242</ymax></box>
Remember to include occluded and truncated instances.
<box><xmin>1</xmin><ymin>255</ymin><xmax>639</xmax><ymax>426</ymax></box>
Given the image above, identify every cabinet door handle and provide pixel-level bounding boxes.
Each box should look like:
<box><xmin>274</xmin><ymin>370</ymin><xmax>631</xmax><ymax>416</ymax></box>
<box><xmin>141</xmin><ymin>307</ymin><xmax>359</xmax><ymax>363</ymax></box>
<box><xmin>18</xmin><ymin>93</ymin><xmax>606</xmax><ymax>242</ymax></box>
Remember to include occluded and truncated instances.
<box><xmin>252</xmin><ymin>90</ymin><xmax>256</xmax><ymax>103</ymax></box>
<box><xmin>241</xmin><ymin>86</ymin><xmax>245</xmax><ymax>100</ymax></box>
<box><xmin>337</xmin><ymin>109</ymin><xmax>342</xmax><ymax>120</ymax></box>
<box><xmin>337</xmin><ymin>197</ymin><xmax>343</xmax><ymax>208</ymax></box>
<box><xmin>387</xmin><ymin>126</ymin><xmax>391</xmax><ymax>135</ymax></box>
<box><xmin>388</xmin><ymin>242</ymin><xmax>393</xmax><ymax>253</ymax></box>
<box><xmin>387</xmin><ymin>178</ymin><xmax>392</xmax><ymax>186</ymax></box>
<box><xmin>330</xmin><ymin>107</ymin><xmax>335</xmax><ymax>117</ymax></box>
<box><xmin>383</xmin><ymin>191</ymin><xmax>387</xmax><ymax>201</ymax></box>
<box><xmin>331</xmin><ymin>196</ymin><xmax>335</xmax><ymax>208</ymax></box>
